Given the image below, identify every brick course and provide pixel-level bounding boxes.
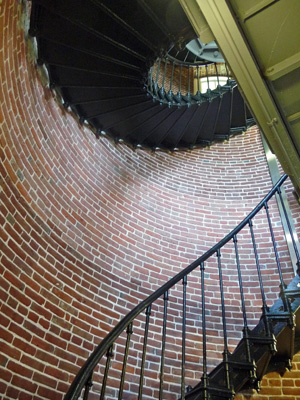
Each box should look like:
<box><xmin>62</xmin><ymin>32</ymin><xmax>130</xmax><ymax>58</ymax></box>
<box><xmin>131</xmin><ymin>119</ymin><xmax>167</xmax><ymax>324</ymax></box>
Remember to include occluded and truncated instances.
<box><xmin>0</xmin><ymin>1</ymin><xmax>300</xmax><ymax>399</ymax></box>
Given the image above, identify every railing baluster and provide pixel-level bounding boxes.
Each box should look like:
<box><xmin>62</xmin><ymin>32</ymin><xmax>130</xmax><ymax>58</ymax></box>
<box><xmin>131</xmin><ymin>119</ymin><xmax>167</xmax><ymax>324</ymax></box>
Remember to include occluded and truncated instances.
<box><xmin>248</xmin><ymin>220</ymin><xmax>269</xmax><ymax>327</ymax></box>
<box><xmin>64</xmin><ymin>176</ymin><xmax>290</xmax><ymax>400</ymax></box>
<box><xmin>138</xmin><ymin>305</ymin><xmax>152</xmax><ymax>400</ymax></box>
<box><xmin>118</xmin><ymin>323</ymin><xmax>133</xmax><ymax>400</ymax></box>
<box><xmin>264</xmin><ymin>201</ymin><xmax>287</xmax><ymax>292</ymax></box>
<box><xmin>196</xmin><ymin>65</ymin><xmax>200</xmax><ymax>95</ymax></box>
<box><xmin>187</xmin><ymin>66</ymin><xmax>190</xmax><ymax>97</ymax></box>
<box><xmin>149</xmin><ymin>65</ymin><xmax>154</xmax><ymax>93</ymax></box>
<box><xmin>177</xmin><ymin>64</ymin><xmax>182</xmax><ymax>96</ymax></box>
<box><xmin>233</xmin><ymin>235</ymin><xmax>248</xmax><ymax>331</ymax></box>
<box><xmin>200</xmin><ymin>262</ymin><xmax>208</xmax><ymax>399</ymax></box>
<box><xmin>225</xmin><ymin>63</ymin><xmax>230</xmax><ymax>79</ymax></box>
<box><xmin>181</xmin><ymin>275</ymin><xmax>187</xmax><ymax>400</ymax></box>
<box><xmin>100</xmin><ymin>345</ymin><xmax>114</xmax><ymax>400</ymax></box>
<box><xmin>249</xmin><ymin>219</ymin><xmax>277</xmax><ymax>355</ymax></box>
<box><xmin>233</xmin><ymin>234</ymin><xmax>256</xmax><ymax>382</ymax></box>
<box><xmin>215</xmin><ymin>63</ymin><xmax>220</xmax><ymax>87</ymax></box>
<box><xmin>146</xmin><ymin>54</ymin><xmax>235</xmax><ymax>106</ymax></box>
<box><xmin>205</xmin><ymin>65</ymin><xmax>209</xmax><ymax>91</ymax></box>
<box><xmin>159</xmin><ymin>291</ymin><xmax>169</xmax><ymax>400</ymax></box>
<box><xmin>83</xmin><ymin>373</ymin><xmax>93</xmax><ymax>400</ymax></box>
<box><xmin>264</xmin><ymin>199</ymin><xmax>295</xmax><ymax>331</ymax></box>
<box><xmin>178</xmin><ymin>64</ymin><xmax>182</xmax><ymax>95</ymax></box>
<box><xmin>169</xmin><ymin>62</ymin><xmax>175</xmax><ymax>94</ymax></box>
<box><xmin>155</xmin><ymin>59</ymin><xmax>161</xmax><ymax>91</ymax></box>
<box><xmin>217</xmin><ymin>249</ymin><xmax>231</xmax><ymax>392</ymax></box>
<box><xmin>276</xmin><ymin>187</ymin><xmax>300</xmax><ymax>272</ymax></box>
<box><xmin>161</xmin><ymin>59</ymin><xmax>168</xmax><ymax>95</ymax></box>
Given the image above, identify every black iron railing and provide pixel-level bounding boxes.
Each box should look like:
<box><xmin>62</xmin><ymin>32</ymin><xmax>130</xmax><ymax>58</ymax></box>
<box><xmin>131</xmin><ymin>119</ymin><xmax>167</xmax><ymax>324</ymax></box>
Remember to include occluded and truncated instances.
<box><xmin>65</xmin><ymin>174</ymin><xmax>300</xmax><ymax>400</ymax></box>
<box><xmin>145</xmin><ymin>55</ymin><xmax>234</xmax><ymax>108</ymax></box>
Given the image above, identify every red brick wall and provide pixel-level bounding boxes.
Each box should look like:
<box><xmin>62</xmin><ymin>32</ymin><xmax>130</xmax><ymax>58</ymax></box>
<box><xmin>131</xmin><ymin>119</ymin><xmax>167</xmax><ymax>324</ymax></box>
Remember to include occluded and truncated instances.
<box><xmin>1</xmin><ymin>1</ymin><xmax>300</xmax><ymax>399</ymax></box>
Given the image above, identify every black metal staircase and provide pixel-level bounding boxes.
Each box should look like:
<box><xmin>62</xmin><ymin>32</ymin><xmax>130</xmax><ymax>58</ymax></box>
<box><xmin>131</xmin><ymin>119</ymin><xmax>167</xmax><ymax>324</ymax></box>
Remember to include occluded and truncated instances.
<box><xmin>29</xmin><ymin>0</ymin><xmax>254</xmax><ymax>152</ymax></box>
<box><xmin>27</xmin><ymin>2</ymin><xmax>300</xmax><ymax>398</ymax></box>
<box><xmin>60</xmin><ymin>174</ymin><xmax>300</xmax><ymax>400</ymax></box>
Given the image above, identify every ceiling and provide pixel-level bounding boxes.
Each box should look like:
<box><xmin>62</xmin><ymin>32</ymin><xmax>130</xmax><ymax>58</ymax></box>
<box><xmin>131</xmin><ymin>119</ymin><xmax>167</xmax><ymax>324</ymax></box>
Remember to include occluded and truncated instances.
<box><xmin>179</xmin><ymin>0</ymin><xmax>300</xmax><ymax>197</ymax></box>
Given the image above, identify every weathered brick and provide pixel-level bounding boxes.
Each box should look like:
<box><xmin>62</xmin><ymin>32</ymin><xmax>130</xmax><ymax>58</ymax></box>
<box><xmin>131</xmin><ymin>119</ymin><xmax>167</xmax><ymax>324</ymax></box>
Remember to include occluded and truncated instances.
<box><xmin>44</xmin><ymin>365</ymin><xmax>68</xmax><ymax>381</ymax></box>
<box><xmin>1</xmin><ymin>304</ymin><xmax>24</xmax><ymax>325</ymax></box>
<box><xmin>37</xmin><ymin>386</ymin><xmax>63</xmax><ymax>400</ymax></box>
<box><xmin>1</xmin><ymin>2</ymin><xmax>300</xmax><ymax>400</ymax></box>
<box><xmin>45</xmin><ymin>332</ymin><xmax>67</xmax><ymax>350</ymax></box>
<box><xmin>7</xmin><ymin>360</ymin><xmax>33</xmax><ymax>379</ymax></box>
<box><xmin>9</xmin><ymin>285</ymin><xmax>31</xmax><ymax>307</ymax></box>
<box><xmin>6</xmin><ymin>386</ymin><xmax>20</xmax><ymax>399</ymax></box>
<box><xmin>13</xmin><ymin>338</ymin><xmax>35</xmax><ymax>357</ymax></box>
<box><xmin>33</xmin><ymin>371</ymin><xmax>57</xmax><ymax>388</ymax></box>
<box><xmin>0</xmin><ymin>342</ymin><xmax>21</xmax><ymax>361</ymax></box>
<box><xmin>11</xmin><ymin>375</ymin><xmax>38</xmax><ymax>393</ymax></box>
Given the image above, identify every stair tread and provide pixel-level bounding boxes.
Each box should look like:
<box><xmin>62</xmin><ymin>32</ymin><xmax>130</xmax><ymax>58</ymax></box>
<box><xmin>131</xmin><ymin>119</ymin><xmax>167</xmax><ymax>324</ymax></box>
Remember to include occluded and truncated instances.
<box><xmin>187</xmin><ymin>275</ymin><xmax>300</xmax><ymax>399</ymax></box>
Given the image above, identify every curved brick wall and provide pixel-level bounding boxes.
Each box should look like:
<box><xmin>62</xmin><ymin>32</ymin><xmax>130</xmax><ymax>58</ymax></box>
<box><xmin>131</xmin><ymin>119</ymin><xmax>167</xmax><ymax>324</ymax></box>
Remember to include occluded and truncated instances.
<box><xmin>1</xmin><ymin>2</ymin><xmax>300</xmax><ymax>400</ymax></box>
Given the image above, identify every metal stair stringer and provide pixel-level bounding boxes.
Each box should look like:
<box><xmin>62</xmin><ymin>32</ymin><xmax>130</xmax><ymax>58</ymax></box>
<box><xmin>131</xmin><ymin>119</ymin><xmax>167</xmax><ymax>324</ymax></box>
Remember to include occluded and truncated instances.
<box><xmin>62</xmin><ymin>175</ymin><xmax>300</xmax><ymax>400</ymax></box>
<box><xmin>185</xmin><ymin>274</ymin><xmax>300</xmax><ymax>400</ymax></box>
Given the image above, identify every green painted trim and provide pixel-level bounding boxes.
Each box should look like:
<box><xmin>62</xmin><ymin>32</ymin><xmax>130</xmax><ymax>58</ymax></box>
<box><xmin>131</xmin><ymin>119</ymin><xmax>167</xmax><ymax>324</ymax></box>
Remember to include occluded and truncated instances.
<box><xmin>179</xmin><ymin>0</ymin><xmax>300</xmax><ymax>195</ymax></box>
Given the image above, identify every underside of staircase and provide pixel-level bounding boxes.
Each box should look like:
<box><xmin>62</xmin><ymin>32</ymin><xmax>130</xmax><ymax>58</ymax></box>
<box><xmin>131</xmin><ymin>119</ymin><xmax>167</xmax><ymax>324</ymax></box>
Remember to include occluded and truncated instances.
<box><xmin>29</xmin><ymin>0</ymin><xmax>254</xmax><ymax>152</ymax></box>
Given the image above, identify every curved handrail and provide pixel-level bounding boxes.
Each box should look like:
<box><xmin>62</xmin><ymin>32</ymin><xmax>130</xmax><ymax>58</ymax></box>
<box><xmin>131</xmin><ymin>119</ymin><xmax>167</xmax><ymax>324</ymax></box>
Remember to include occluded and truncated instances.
<box><xmin>65</xmin><ymin>174</ymin><xmax>289</xmax><ymax>400</ymax></box>
<box><xmin>144</xmin><ymin>47</ymin><xmax>234</xmax><ymax>108</ymax></box>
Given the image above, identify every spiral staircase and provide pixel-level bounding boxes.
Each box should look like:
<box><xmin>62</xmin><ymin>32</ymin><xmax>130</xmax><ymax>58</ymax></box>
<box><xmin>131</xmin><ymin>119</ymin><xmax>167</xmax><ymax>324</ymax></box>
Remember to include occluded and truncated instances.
<box><xmin>62</xmin><ymin>176</ymin><xmax>300</xmax><ymax>400</ymax></box>
<box><xmin>28</xmin><ymin>1</ymin><xmax>300</xmax><ymax>399</ymax></box>
<box><xmin>29</xmin><ymin>0</ymin><xmax>255</xmax><ymax>152</ymax></box>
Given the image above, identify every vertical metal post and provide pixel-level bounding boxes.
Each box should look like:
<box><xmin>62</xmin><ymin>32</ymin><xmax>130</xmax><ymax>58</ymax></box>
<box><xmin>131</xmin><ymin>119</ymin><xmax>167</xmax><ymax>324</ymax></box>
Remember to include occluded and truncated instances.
<box><xmin>161</xmin><ymin>59</ymin><xmax>168</xmax><ymax>94</ymax></box>
<box><xmin>187</xmin><ymin>66</ymin><xmax>191</xmax><ymax>97</ymax></box>
<box><xmin>216</xmin><ymin>249</ymin><xmax>231</xmax><ymax>391</ymax></box>
<box><xmin>169</xmin><ymin>62</ymin><xmax>175</xmax><ymax>94</ymax></box>
<box><xmin>200</xmin><ymin>262</ymin><xmax>208</xmax><ymax>399</ymax></box>
<box><xmin>264</xmin><ymin>200</ymin><xmax>293</xmax><ymax>321</ymax></box>
<box><xmin>248</xmin><ymin>221</ymin><xmax>269</xmax><ymax>320</ymax></box>
<box><xmin>178</xmin><ymin>64</ymin><xmax>183</xmax><ymax>95</ymax></box>
<box><xmin>233</xmin><ymin>235</ymin><xmax>256</xmax><ymax>383</ymax></box>
<box><xmin>155</xmin><ymin>59</ymin><xmax>161</xmax><ymax>92</ymax></box>
<box><xmin>118</xmin><ymin>323</ymin><xmax>133</xmax><ymax>400</ymax></box>
<box><xmin>181</xmin><ymin>275</ymin><xmax>187</xmax><ymax>400</ymax></box>
<box><xmin>225</xmin><ymin>63</ymin><xmax>230</xmax><ymax>79</ymax></box>
<box><xmin>83</xmin><ymin>373</ymin><xmax>93</xmax><ymax>400</ymax></box>
<box><xmin>264</xmin><ymin>202</ymin><xmax>287</xmax><ymax>291</ymax></box>
<box><xmin>159</xmin><ymin>291</ymin><xmax>169</xmax><ymax>400</ymax></box>
<box><xmin>100</xmin><ymin>345</ymin><xmax>114</xmax><ymax>400</ymax></box>
<box><xmin>277</xmin><ymin>187</ymin><xmax>300</xmax><ymax>273</ymax></box>
<box><xmin>205</xmin><ymin>64</ymin><xmax>209</xmax><ymax>91</ymax></box>
<box><xmin>149</xmin><ymin>65</ymin><xmax>154</xmax><ymax>93</ymax></box>
<box><xmin>233</xmin><ymin>235</ymin><xmax>248</xmax><ymax>332</ymax></box>
<box><xmin>215</xmin><ymin>63</ymin><xmax>220</xmax><ymax>87</ymax></box>
<box><xmin>248</xmin><ymin>219</ymin><xmax>276</xmax><ymax>353</ymax></box>
<box><xmin>138</xmin><ymin>305</ymin><xmax>152</xmax><ymax>400</ymax></box>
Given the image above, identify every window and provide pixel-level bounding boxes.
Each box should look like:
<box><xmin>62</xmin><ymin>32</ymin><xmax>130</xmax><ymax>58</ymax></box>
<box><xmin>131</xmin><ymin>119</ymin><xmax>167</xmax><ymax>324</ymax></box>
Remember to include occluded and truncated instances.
<box><xmin>196</xmin><ymin>76</ymin><xmax>228</xmax><ymax>93</ymax></box>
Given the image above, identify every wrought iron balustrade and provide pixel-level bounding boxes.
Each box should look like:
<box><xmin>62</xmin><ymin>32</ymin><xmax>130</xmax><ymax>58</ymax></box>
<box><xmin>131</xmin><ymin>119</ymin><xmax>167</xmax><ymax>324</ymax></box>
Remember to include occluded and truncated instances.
<box><xmin>64</xmin><ymin>174</ymin><xmax>300</xmax><ymax>400</ymax></box>
<box><xmin>145</xmin><ymin>55</ymin><xmax>234</xmax><ymax>108</ymax></box>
